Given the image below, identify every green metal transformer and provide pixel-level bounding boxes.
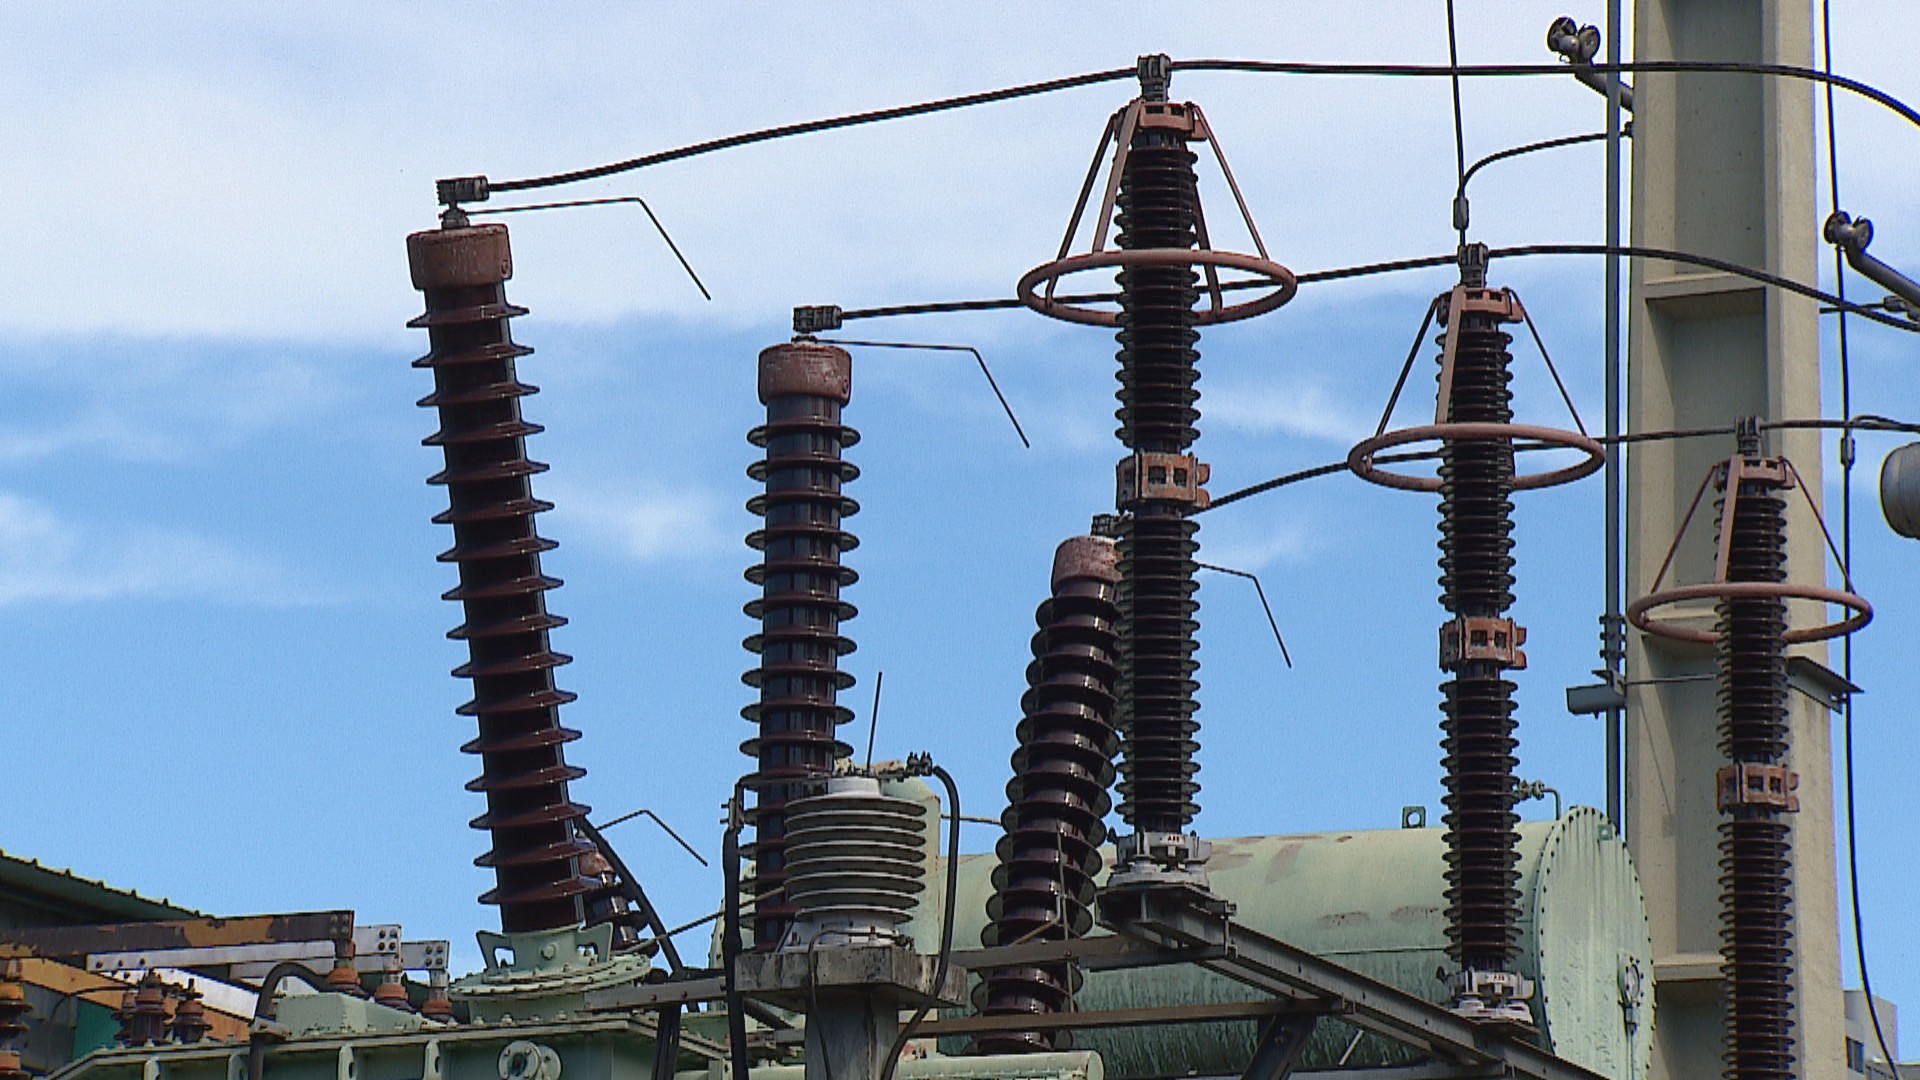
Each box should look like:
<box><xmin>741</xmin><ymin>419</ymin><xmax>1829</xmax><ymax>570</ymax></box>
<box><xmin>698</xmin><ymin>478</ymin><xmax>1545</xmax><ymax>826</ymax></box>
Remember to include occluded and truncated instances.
<box><xmin>947</xmin><ymin>807</ymin><xmax>1653</xmax><ymax>1079</ymax></box>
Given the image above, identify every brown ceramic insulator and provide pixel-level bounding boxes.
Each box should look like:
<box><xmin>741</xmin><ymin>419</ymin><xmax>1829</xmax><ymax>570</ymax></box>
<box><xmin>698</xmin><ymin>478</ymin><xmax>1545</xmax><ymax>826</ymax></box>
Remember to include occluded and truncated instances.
<box><xmin>740</xmin><ymin>341</ymin><xmax>859</xmax><ymax>949</ymax></box>
<box><xmin>125</xmin><ymin>972</ymin><xmax>170</xmax><ymax>1047</ymax></box>
<box><xmin>169</xmin><ymin>985</ymin><xmax>211</xmax><ymax>1044</ymax></box>
<box><xmin>373</xmin><ymin>978</ymin><xmax>414</xmax><ymax>1013</ymax></box>
<box><xmin>977</xmin><ymin>536</ymin><xmax>1123</xmax><ymax>1055</ymax></box>
<box><xmin>1435</xmin><ymin>310</ymin><xmax>1523</xmax><ymax>975</ymax></box>
<box><xmin>579</xmin><ymin>846</ymin><xmax>645</xmax><ymax>951</ymax></box>
<box><xmin>1714</xmin><ymin>466</ymin><xmax>1795</xmax><ymax>1080</ymax></box>
<box><xmin>407</xmin><ymin>222</ymin><xmax>596</xmax><ymax>934</ymax></box>
<box><xmin>1111</xmin><ymin>123</ymin><xmax>1205</xmax><ymax>836</ymax></box>
<box><xmin>420</xmin><ymin>989</ymin><xmax>456</xmax><ymax>1023</ymax></box>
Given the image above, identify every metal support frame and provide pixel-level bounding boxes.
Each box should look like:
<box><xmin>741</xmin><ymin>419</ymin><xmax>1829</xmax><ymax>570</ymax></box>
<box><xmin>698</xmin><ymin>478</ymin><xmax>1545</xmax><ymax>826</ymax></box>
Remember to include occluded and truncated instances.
<box><xmin>1240</xmin><ymin>1014</ymin><xmax>1319</xmax><ymax>1080</ymax></box>
<box><xmin>1099</xmin><ymin>890</ymin><xmax>1608</xmax><ymax>1080</ymax></box>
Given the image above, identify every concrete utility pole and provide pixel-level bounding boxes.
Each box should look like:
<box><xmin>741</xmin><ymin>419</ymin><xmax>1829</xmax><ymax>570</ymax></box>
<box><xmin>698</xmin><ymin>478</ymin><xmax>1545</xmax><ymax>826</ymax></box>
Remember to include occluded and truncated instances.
<box><xmin>1627</xmin><ymin>2</ymin><xmax>1843</xmax><ymax>1079</ymax></box>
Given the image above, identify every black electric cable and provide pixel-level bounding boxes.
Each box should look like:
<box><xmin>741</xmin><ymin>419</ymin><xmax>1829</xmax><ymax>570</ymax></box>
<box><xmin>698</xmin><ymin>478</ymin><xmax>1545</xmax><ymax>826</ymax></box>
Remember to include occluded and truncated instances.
<box><xmin>1197</xmin><ymin>417</ymin><xmax>1920</xmax><ymax>514</ymax></box>
<box><xmin>1821</xmin><ymin>1</ymin><xmax>1901</xmax><ymax>1073</ymax></box>
<box><xmin>879</xmin><ymin>763</ymin><xmax>962</xmax><ymax>1080</ymax></box>
<box><xmin>488</xmin><ymin>68</ymin><xmax>1135</xmax><ymax>194</ymax></box>
<box><xmin>477</xmin><ymin>59</ymin><xmax>1920</xmax><ymax>197</ymax></box>
<box><xmin>1460</xmin><ymin>131</ymin><xmax>1612</xmax><ymax>201</ymax></box>
<box><xmin>1444</xmin><ymin>0</ymin><xmax>1468</xmax><ymax>245</ymax></box>
<box><xmin>836</xmin><ymin>243</ymin><xmax>1917</xmax><ymax>333</ymax></box>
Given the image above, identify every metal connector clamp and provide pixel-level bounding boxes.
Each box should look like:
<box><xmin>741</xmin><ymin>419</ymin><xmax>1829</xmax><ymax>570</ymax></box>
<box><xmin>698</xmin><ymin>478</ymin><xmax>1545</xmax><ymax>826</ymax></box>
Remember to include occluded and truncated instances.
<box><xmin>791</xmin><ymin>305</ymin><xmax>844</xmax><ymax>335</ymax></box>
<box><xmin>436</xmin><ymin>176</ymin><xmax>490</xmax><ymax>207</ymax></box>
<box><xmin>1440</xmin><ymin>616</ymin><xmax>1528</xmax><ymax>670</ymax></box>
<box><xmin>1118</xmin><ymin>452</ymin><xmax>1211</xmax><ymax>510</ymax></box>
<box><xmin>1716</xmin><ymin>763</ymin><xmax>1800</xmax><ymax>813</ymax></box>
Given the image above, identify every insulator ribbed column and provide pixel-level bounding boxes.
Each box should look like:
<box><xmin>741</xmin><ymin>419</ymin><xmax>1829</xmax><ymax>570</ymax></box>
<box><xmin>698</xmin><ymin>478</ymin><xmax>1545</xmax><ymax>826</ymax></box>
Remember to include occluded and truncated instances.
<box><xmin>1112</xmin><ymin>117</ymin><xmax>1204</xmax><ymax>836</ymax></box>
<box><xmin>978</xmin><ymin>535</ymin><xmax>1123</xmax><ymax>1054</ymax></box>
<box><xmin>740</xmin><ymin>341</ymin><xmax>858</xmax><ymax>950</ymax></box>
<box><xmin>407</xmin><ymin>221</ymin><xmax>595</xmax><ymax>934</ymax></box>
<box><xmin>1715</xmin><ymin>456</ymin><xmax>1795</xmax><ymax>1080</ymax></box>
<box><xmin>1436</xmin><ymin>304</ymin><xmax>1523</xmax><ymax>977</ymax></box>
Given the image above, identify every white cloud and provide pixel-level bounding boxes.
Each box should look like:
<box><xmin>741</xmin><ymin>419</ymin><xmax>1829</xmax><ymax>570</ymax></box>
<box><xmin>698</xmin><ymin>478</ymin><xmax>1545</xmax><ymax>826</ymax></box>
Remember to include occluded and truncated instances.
<box><xmin>544</xmin><ymin>483</ymin><xmax>735</xmax><ymax>565</ymax></box>
<box><xmin>1198</xmin><ymin>519</ymin><xmax>1316</xmax><ymax>573</ymax></box>
<box><xmin>0</xmin><ymin>492</ymin><xmax>326</xmax><ymax>606</ymax></box>
<box><xmin>1203</xmin><ymin>381</ymin><xmax>1371</xmax><ymax>442</ymax></box>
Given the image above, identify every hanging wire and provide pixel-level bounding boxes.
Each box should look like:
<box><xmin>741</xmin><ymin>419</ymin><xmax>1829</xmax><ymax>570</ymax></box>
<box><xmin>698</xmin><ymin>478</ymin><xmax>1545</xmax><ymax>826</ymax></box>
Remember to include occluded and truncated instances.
<box><xmin>467</xmin><ymin>196</ymin><xmax>711</xmax><ymax>300</ymax></box>
<box><xmin>471</xmin><ymin>59</ymin><xmax>1920</xmax><ymax>197</ymax></box>
<box><xmin>815</xmin><ymin>340</ymin><xmax>1030</xmax><ymax>449</ymax></box>
<box><xmin>1444</xmin><ymin>0</ymin><xmax>1469</xmax><ymax>245</ymax></box>
<box><xmin>1197</xmin><ymin>417</ymin><xmax>1920</xmax><ymax>514</ymax></box>
<box><xmin>835</xmin><ymin>242</ymin><xmax>1918</xmax><ymax>332</ymax></box>
<box><xmin>1820</xmin><ymin>1</ymin><xmax>1901</xmax><ymax>1073</ymax></box>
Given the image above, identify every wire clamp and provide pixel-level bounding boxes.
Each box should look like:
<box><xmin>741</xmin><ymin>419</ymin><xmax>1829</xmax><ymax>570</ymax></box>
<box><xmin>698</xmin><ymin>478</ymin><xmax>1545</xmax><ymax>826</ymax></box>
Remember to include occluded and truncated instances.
<box><xmin>792</xmin><ymin>305</ymin><xmax>845</xmax><ymax>335</ymax></box>
<box><xmin>1716</xmin><ymin>763</ymin><xmax>1800</xmax><ymax>813</ymax></box>
<box><xmin>1440</xmin><ymin>616</ymin><xmax>1528</xmax><ymax>671</ymax></box>
<box><xmin>1117</xmin><ymin>451</ymin><xmax>1210</xmax><ymax>510</ymax></box>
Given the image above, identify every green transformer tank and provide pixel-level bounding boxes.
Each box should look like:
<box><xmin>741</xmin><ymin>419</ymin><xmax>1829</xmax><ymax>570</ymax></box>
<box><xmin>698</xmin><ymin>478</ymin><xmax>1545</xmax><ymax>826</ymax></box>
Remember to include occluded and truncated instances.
<box><xmin>946</xmin><ymin>806</ymin><xmax>1653</xmax><ymax>1079</ymax></box>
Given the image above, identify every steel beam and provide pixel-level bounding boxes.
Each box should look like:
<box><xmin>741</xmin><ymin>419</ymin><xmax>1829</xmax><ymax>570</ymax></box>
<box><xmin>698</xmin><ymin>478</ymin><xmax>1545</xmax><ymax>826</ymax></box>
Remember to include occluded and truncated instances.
<box><xmin>1104</xmin><ymin>891</ymin><xmax>1608</xmax><ymax>1080</ymax></box>
<box><xmin>1240</xmin><ymin>1014</ymin><xmax>1318</xmax><ymax>1080</ymax></box>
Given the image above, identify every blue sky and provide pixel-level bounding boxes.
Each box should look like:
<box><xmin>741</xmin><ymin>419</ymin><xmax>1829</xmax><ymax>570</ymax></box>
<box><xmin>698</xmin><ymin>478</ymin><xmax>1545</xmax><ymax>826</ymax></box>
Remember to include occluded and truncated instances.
<box><xmin>5</xmin><ymin>0</ymin><xmax>1919</xmax><ymax>1050</ymax></box>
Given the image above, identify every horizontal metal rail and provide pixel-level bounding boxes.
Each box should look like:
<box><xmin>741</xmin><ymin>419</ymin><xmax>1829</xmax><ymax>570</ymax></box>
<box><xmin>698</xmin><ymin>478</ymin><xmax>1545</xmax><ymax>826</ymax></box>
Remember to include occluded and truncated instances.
<box><xmin>1102</xmin><ymin>889</ymin><xmax>1608</xmax><ymax>1080</ymax></box>
<box><xmin>913</xmin><ymin>998</ymin><xmax>1312</xmax><ymax>1038</ymax></box>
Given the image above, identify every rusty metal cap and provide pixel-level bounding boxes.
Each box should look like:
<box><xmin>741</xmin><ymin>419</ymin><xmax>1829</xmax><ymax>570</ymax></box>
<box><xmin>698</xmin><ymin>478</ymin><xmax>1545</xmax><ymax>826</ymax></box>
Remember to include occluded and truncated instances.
<box><xmin>1052</xmin><ymin>535</ymin><xmax>1119</xmax><ymax>588</ymax></box>
<box><xmin>758</xmin><ymin>341</ymin><xmax>852</xmax><ymax>405</ymax></box>
<box><xmin>407</xmin><ymin>223</ymin><xmax>514</xmax><ymax>291</ymax></box>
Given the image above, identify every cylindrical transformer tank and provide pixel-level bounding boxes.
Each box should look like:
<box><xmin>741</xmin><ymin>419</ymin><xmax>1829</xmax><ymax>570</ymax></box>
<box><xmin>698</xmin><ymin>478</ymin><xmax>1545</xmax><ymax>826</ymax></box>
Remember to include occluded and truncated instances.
<box><xmin>1880</xmin><ymin>441</ymin><xmax>1920</xmax><ymax>539</ymax></box>
<box><xmin>946</xmin><ymin>807</ymin><xmax>1652</xmax><ymax>1079</ymax></box>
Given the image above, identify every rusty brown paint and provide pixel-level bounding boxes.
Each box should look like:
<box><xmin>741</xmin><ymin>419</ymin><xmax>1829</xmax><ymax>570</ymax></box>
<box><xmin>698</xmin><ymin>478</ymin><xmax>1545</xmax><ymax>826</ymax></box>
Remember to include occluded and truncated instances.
<box><xmin>0</xmin><ymin>911</ymin><xmax>354</xmax><ymax>958</ymax></box>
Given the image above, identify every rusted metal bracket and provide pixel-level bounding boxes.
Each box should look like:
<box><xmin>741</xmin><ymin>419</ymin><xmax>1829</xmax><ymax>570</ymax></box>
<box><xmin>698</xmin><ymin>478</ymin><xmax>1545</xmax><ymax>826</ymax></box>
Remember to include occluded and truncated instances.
<box><xmin>1440</xmin><ymin>616</ymin><xmax>1528</xmax><ymax>671</ymax></box>
<box><xmin>1118</xmin><ymin>451</ymin><xmax>1210</xmax><ymax>510</ymax></box>
<box><xmin>1717</xmin><ymin>764</ymin><xmax>1800</xmax><ymax>813</ymax></box>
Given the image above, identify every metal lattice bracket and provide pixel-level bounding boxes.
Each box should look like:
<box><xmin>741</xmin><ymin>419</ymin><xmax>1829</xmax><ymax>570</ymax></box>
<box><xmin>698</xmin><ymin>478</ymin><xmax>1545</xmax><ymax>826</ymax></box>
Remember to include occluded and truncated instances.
<box><xmin>1716</xmin><ymin>764</ymin><xmax>1800</xmax><ymax>814</ymax></box>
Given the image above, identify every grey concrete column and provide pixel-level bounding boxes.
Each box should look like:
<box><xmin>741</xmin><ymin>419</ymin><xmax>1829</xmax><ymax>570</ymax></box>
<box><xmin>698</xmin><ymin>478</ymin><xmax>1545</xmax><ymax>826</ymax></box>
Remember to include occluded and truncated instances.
<box><xmin>1627</xmin><ymin>1</ymin><xmax>1843</xmax><ymax>1078</ymax></box>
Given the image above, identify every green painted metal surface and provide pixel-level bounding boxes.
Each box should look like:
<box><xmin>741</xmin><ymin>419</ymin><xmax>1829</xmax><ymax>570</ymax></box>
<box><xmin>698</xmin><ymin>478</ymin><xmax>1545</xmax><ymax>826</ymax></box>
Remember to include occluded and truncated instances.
<box><xmin>946</xmin><ymin>806</ymin><xmax>1653</xmax><ymax>1079</ymax></box>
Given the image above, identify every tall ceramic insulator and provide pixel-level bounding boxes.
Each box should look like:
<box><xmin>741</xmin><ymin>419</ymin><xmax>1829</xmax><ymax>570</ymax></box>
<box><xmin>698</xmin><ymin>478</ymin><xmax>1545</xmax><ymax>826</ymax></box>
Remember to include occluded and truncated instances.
<box><xmin>1112</xmin><ymin>106</ymin><xmax>1205</xmax><ymax>836</ymax></box>
<box><xmin>1715</xmin><ymin>448</ymin><xmax>1795</xmax><ymax>1080</ymax></box>
<box><xmin>407</xmin><ymin>220</ymin><xmax>595</xmax><ymax>934</ymax></box>
<box><xmin>978</xmin><ymin>535</ymin><xmax>1123</xmax><ymax>1054</ymax></box>
<box><xmin>1435</xmin><ymin>294</ymin><xmax>1524</xmax><ymax>977</ymax></box>
<box><xmin>741</xmin><ymin>341</ymin><xmax>859</xmax><ymax>950</ymax></box>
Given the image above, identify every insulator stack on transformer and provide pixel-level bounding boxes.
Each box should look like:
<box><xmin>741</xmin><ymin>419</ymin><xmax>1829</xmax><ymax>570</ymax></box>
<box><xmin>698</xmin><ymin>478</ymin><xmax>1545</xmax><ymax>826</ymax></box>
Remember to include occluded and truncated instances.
<box><xmin>1348</xmin><ymin>245</ymin><xmax>1603</xmax><ymax>1020</ymax></box>
<box><xmin>1628</xmin><ymin>422</ymin><xmax>1871</xmax><ymax>1080</ymax></box>
<box><xmin>978</xmin><ymin>534</ymin><xmax>1123</xmax><ymax>1054</ymax></box>
<box><xmin>1713</xmin><ymin>428</ymin><xmax>1795</xmax><ymax>1080</ymax></box>
<box><xmin>407</xmin><ymin>217</ymin><xmax>596</xmax><ymax>934</ymax></box>
<box><xmin>1432</xmin><ymin>255</ymin><xmax>1525</xmax><ymax>992</ymax></box>
<box><xmin>579</xmin><ymin>845</ymin><xmax>645</xmax><ymax>952</ymax></box>
<box><xmin>1110</xmin><ymin>82</ymin><xmax>1206</xmax><ymax>846</ymax></box>
<box><xmin>741</xmin><ymin>340</ymin><xmax>859</xmax><ymax>950</ymax></box>
<box><xmin>169</xmin><ymin>983</ymin><xmax>211</xmax><ymax>1044</ymax></box>
<box><xmin>1019</xmin><ymin>57</ymin><xmax>1296</xmax><ymax>888</ymax></box>
<box><xmin>0</xmin><ymin>961</ymin><xmax>28</xmax><ymax>1080</ymax></box>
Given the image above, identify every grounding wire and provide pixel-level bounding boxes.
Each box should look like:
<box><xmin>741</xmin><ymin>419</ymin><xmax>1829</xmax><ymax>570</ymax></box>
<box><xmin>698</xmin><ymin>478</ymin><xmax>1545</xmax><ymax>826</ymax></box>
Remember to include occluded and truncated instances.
<box><xmin>1822</xmin><ymin>0</ymin><xmax>1901</xmax><ymax>1072</ymax></box>
<box><xmin>476</xmin><ymin>60</ymin><xmax>1920</xmax><ymax>196</ymax></box>
<box><xmin>834</xmin><ymin>243</ymin><xmax>1918</xmax><ymax>333</ymax></box>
